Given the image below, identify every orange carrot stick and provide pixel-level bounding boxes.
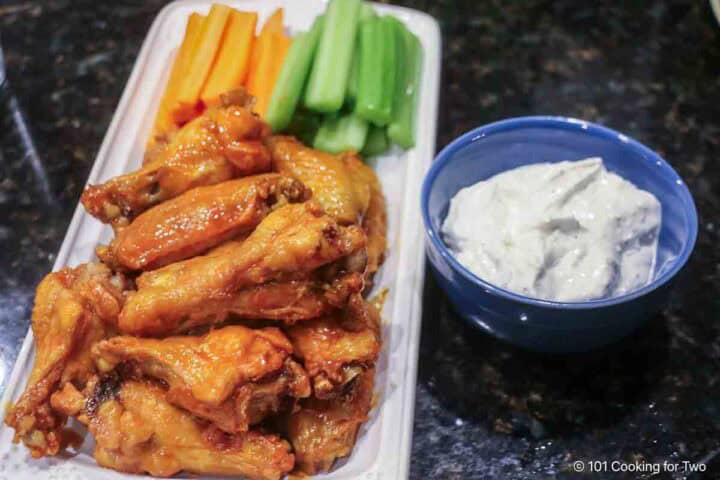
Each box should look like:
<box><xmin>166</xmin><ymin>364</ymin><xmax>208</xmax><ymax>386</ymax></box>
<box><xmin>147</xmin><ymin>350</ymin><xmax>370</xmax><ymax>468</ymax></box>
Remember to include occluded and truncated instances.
<box><xmin>246</xmin><ymin>38</ymin><xmax>271</xmax><ymax>115</ymax></box>
<box><xmin>246</xmin><ymin>9</ymin><xmax>289</xmax><ymax>116</ymax></box>
<box><xmin>246</xmin><ymin>8</ymin><xmax>284</xmax><ymax>85</ymax></box>
<box><xmin>270</xmin><ymin>34</ymin><xmax>292</xmax><ymax>82</ymax></box>
<box><xmin>259</xmin><ymin>33</ymin><xmax>292</xmax><ymax>115</ymax></box>
<box><xmin>173</xmin><ymin>4</ymin><xmax>231</xmax><ymax>124</ymax></box>
<box><xmin>201</xmin><ymin>10</ymin><xmax>257</xmax><ymax>106</ymax></box>
<box><xmin>248</xmin><ymin>32</ymin><xmax>291</xmax><ymax>117</ymax></box>
<box><xmin>151</xmin><ymin>13</ymin><xmax>205</xmax><ymax>141</ymax></box>
<box><xmin>263</xmin><ymin>7</ymin><xmax>285</xmax><ymax>34</ymax></box>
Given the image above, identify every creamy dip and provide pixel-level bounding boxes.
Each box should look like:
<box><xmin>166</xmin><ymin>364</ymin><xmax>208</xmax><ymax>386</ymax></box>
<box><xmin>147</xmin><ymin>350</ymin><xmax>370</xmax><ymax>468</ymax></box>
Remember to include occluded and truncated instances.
<box><xmin>441</xmin><ymin>157</ymin><xmax>662</xmax><ymax>302</ymax></box>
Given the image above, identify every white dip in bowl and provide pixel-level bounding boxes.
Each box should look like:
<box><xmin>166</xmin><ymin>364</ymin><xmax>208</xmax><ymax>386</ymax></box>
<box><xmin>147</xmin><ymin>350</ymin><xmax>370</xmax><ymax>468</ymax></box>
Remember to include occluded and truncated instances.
<box><xmin>441</xmin><ymin>157</ymin><xmax>662</xmax><ymax>302</ymax></box>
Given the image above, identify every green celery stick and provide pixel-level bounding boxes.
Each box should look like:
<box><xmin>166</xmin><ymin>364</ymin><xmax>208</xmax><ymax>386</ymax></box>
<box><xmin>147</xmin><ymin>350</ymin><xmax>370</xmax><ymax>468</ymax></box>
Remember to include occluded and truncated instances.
<box><xmin>362</xmin><ymin>124</ymin><xmax>389</xmax><ymax>157</ymax></box>
<box><xmin>346</xmin><ymin>6</ymin><xmax>377</xmax><ymax>107</ymax></box>
<box><xmin>388</xmin><ymin>20</ymin><xmax>422</xmax><ymax>149</ymax></box>
<box><xmin>356</xmin><ymin>16</ymin><xmax>397</xmax><ymax>126</ymax></box>
<box><xmin>345</xmin><ymin>41</ymin><xmax>361</xmax><ymax>107</ymax></box>
<box><xmin>265</xmin><ymin>16</ymin><xmax>324</xmax><ymax>132</ymax></box>
<box><xmin>345</xmin><ymin>42</ymin><xmax>360</xmax><ymax>110</ymax></box>
<box><xmin>386</xmin><ymin>16</ymin><xmax>407</xmax><ymax>129</ymax></box>
<box><xmin>359</xmin><ymin>2</ymin><xmax>376</xmax><ymax>21</ymax></box>
<box><xmin>304</xmin><ymin>0</ymin><xmax>362</xmax><ymax>112</ymax></box>
<box><xmin>313</xmin><ymin>112</ymin><xmax>369</xmax><ymax>154</ymax></box>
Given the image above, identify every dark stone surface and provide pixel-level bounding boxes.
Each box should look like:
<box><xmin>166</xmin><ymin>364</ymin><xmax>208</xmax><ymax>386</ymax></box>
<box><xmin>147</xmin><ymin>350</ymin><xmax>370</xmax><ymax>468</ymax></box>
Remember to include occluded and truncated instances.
<box><xmin>0</xmin><ymin>1</ymin><xmax>718</xmax><ymax>479</ymax></box>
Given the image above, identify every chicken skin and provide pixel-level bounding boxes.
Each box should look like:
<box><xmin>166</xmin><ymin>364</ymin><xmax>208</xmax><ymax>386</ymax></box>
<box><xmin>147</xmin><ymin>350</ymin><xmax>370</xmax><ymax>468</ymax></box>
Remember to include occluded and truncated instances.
<box><xmin>4</xmin><ymin>263</ymin><xmax>127</xmax><ymax>457</ymax></box>
<box><xmin>224</xmin><ymin>273</ymin><xmax>364</xmax><ymax>326</ymax></box>
<box><xmin>97</xmin><ymin>174</ymin><xmax>310</xmax><ymax>271</ymax></box>
<box><xmin>343</xmin><ymin>153</ymin><xmax>388</xmax><ymax>285</ymax></box>
<box><xmin>81</xmin><ymin>379</ymin><xmax>295</xmax><ymax>480</ymax></box>
<box><xmin>92</xmin><ymin>326</ymin><xmax>311</xmax><ymax>433</ymax></box>
<box><xmin>287</xmin><ymin>368</ymin><xmax>375</xmax><ymax>475</ymax></box>
<box><xmin>82</xmin><ymin>93</ymin><xmax>271</xmax><ymax>227</ymax></box>
<box><xmin>119</xmin><ymin>202</ymin><xmax>367</xmax><ymax>336</ymax></box>
<box><xmin>267</xmin><ymin>136</ymin><xmax>387</xmax><ymax>285</ymax></box>
<box><xmin>267</xmin><ymin>136</ymin><xmax>369</xmax><ymax>225</ymax></box>
<box><xmin>286</xmin><ymin>295</ymin><xmax>381</xmax><ymax>399</ymax></box>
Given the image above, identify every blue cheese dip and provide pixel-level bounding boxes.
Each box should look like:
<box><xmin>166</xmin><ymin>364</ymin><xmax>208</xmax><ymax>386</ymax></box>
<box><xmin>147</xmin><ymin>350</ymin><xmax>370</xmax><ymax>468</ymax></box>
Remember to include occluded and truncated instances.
<box><xmin>441</xmin><ymin>157</ymin><xmax>662</xmax><ymax>302</ymax></box>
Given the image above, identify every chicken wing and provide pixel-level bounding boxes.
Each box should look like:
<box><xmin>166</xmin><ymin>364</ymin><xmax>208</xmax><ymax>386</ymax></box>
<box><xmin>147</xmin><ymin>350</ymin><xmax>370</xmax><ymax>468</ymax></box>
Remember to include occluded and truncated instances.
<box><xmin>81</xmin><ymin>378</ymin><xmax>294</xmax><ymax>479</ymax></box>
<box><xmin>286</xmin><ymin>295</ymin><xmax>381</xmax><ymax>399</ymax></box>
<box><xmin>82</xmin><ymin>93</ymin><xmax>271</xmax><ymax>227</ymax></box>
<box><xmin>119</xmin><ymin>202</ymin><xmax>367</xmax><ymax>336</ymax></box>
<box><xmin>97</xmin><ymin>174</ymin><xmax>310</xmax><ymax>271</ymax></box>
<box><xmin>267</xmin><ymin>136</ymin><xmax>369</xmax><ymax>225</ymax></box>
<box><xmin>342</xmin><ymin>153</ymin><xmax>388</xmax><ymax>285</ymax></box>
<box><xmin>92</xmin><ymin>325</ymin><xmax>310</xmax><ymax>433</ymax></box>
<box><xmin>287</xmin><ymin>368</ymin><xmax>375</xmax><ymax>475</ymax></box>
<box><xmin>4</xmin><ymin>263</ymin><xmax>127</xmax><ymax>457</ymax></box>
<box><xmin>224</xmin><ymin>273</ymin><xmax>364</xmax><ymax>326</ymax></box>
<box><xmin>267</xmin><ymin>136</ymin><xmax>387</xmax><ymax>282</ymax></box>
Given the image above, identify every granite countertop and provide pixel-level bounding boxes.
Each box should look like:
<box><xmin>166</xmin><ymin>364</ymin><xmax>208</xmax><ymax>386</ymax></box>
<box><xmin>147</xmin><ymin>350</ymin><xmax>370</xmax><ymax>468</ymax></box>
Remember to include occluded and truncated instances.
<box><xmin>1</xmin><ymin>1</ymin><xmax>719</xmax><ymax>479</ymax></box>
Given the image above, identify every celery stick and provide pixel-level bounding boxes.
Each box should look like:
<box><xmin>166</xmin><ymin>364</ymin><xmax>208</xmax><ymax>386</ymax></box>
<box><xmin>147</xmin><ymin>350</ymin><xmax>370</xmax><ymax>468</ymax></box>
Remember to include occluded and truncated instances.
<box><xmin>356</xmin><ymin>16</ymin><xmax>397</xmax><ymax>126</ymax></box>
<box><xmin>359</xmin><ymin>2</ymin><xmax>376</xmax><ymax>21</ymax></box>
<box><xmin>345</xmin><ymin>41</ymin><xmax>360</xmax><ymax>107</ymax></box>
<box><xmin>266</xmin><ymin>16</ymin><xmax>324</xmax><ymax>132</ymax></box>
<box><xmin>386</xmin><ymin>16</ymin><xmax>408</xmax><ymax>131</ymax></box>
<box><xmin>346</xmin><ymin>7</ymin><xmax>376</xmax><ymax>108</ymax></box>
<box><xmin>362</xmin><ymin>124</ymin><xmax>389</xmax><ymax>157</ymax></box>
<box><xmin>388</xmin><ymin>20</ymin><xmax>422</xmax><ymax>149</ymax></box>
<box><xmin>304</xmin><ymin>0</ymin><xmax>362</xmax><ymax>112</ymax></box>
<box><xmin>313</xmin><ymin>112</ymin><xmax>369</xmax><ymax>154</ymax></box>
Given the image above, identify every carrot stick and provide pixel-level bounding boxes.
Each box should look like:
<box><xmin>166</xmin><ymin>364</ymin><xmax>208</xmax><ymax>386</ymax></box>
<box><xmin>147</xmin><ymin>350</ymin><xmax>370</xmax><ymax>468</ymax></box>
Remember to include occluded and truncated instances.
<box><xmin>201</xmin><ymin>10</ymin><xmax>257</xmax><ymax>106</ymax></box>
<box><xmin>263</xmin><ymin>8</ymin><xmax>285</xmax><ymax>34</ymax></box>
<box><xmin>246</xmin><ymin>37</ymin><xmax>271</xmax><ymax>110</ymax></box>
<box><xmin>246</xmin><ymin>9</ymin><xmax>289</xmax><ymax>116</ymax></box>
<box><xmin>247</xmin><ymin>32</ymin><xmax>290</xmax><ymax>117</ymax></box>
<box><xmin>150</xmin><ymin>13</ymin><xmax>205</xmax><ymax>142</ymax></box>
<box><xmin>173</xmin><ymin>4</ymin><xmax>231</xmax><ymax>124</ymax></box>
<box><xmin>270</xmin><ymin>34</ymin><xmax>292</xmax><ymax>81</ymax></box>
<box><xmin>246</xmin><ymin>8</ymin><xmax>284</xmax><ymax>87</ymax></box>
<box><xmin>261</xmin><ymin>33</ymin><xmax>292</xmax><ymax>114</ymax></box>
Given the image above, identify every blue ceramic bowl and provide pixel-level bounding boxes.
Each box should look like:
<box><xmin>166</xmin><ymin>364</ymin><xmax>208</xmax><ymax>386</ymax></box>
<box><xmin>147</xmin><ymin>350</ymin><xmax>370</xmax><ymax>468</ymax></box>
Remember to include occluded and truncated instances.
<box><xmin>422</xmin><ymin>116</ymin><xmax>698</xmax><ymax>352</ymax></box>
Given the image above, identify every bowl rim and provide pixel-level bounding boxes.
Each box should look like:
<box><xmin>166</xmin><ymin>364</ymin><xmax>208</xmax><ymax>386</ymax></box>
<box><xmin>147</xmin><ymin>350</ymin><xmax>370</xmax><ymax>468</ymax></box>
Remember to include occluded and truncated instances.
<box><xmin>421</xmin><ymin>115</ymin><xmax>699</xmax><ymax>310</ymax></box>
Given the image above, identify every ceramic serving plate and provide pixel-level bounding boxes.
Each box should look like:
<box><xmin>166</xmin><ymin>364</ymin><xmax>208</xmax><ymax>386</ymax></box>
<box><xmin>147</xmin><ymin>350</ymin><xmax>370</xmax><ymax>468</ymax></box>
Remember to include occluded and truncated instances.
<box><xmin>0</xmin><ymin>1</ymin><xmax>441</xmax><ymax>479</ymax></box>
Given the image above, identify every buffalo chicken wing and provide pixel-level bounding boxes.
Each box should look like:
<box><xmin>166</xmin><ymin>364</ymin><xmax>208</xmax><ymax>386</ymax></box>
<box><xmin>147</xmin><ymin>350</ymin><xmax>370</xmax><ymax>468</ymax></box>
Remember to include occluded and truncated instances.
<box><xmin>92</xmin><ymin>325</ymin><xmax>310</xmax><ymax>433</ymax></box>
<box><xmin>81</xmin><ymin>94</ymin><xmax>271</xmax><ymax>227</ymax></box>
<box><xmin>4</xmin><ymin>263</ymin><xmax>127</xmax><ymax>457</ymax></box>
<box><xmin>224</xmin><ymin>273</ymin><xmax>364</xmax><ymax>325</ymax></box>
<box><xmin>267</xmin><ymin>136</ymin><xmax>369</xmax><ymax>225</ymax></box>
<box><xmin>268</xmin><ymin>136</ymin><xmax>387</xmax><ymax>284</ymax></box>
<box><xmin>287</xmin><ymin>295</ymin><xmax>381</xmax><ymax>399</ymax></box>
<box><xmin>98</xmin><ymin>174</ymin><xmax>310</xmax><ymax>271</ymax></box>
<box><xmin>287</xmin><ymin>368</ymin><xmax>375</xmax><ymax>474</ymax></box>
<box><xmin>118</xmin><ymin>202</ymin><xmax>366</xmax><ymax>336</ymax></box>
<box><xmin>83</xmin><ymin>379</ymin><xmax>294</xmax><ymax>479</ymax></box>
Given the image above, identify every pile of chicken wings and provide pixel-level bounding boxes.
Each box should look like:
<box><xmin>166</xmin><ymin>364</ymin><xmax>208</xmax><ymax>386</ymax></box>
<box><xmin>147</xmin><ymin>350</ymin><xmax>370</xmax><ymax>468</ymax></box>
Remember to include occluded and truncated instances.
<box><xmin>4</xmin><ymin>92</ymin><xmax>387</xmax><ymax>480</ymax></box>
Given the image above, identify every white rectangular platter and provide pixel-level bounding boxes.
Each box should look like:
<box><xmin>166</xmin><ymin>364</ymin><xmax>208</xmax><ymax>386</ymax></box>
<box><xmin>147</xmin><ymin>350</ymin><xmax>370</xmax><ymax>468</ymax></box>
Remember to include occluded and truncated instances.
<box><xmin>0</xmin><ymin>1</ymin><xmax>441</xmax><ymax>479</ymax></box>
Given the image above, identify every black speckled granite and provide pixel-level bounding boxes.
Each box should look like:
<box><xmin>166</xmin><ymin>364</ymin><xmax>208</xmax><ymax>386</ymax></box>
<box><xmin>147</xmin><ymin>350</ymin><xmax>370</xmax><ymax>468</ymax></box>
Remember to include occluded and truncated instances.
<box><xmin>0</xmin><ymin>0</ymin><xmax>164</xmax><ymax>395</ymax></box>
<box><xmin>0</xmin><ymin>1</ymin><xmax>718</xmax><ymax>479</ymax></box>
